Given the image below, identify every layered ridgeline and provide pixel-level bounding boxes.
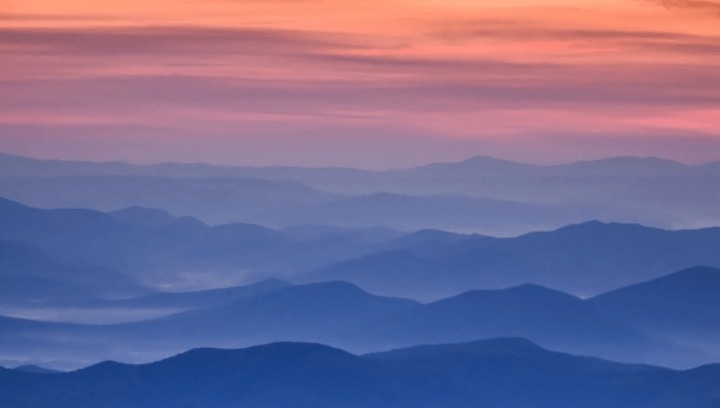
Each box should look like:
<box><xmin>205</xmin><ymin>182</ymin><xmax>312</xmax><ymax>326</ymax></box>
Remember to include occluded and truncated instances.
<box><xmin>1</xmin><ymin>151</ymin><xmax>719</xmax><ymax>235</ymax></box>
<box><xmin>2</xmin><ymin>196</ymin><xmax>719</xmax><ymax>370</ymax></box>
<box><xmin>1</xmin><ymin>339</ymin><xmax>719</xmax><ymax>408</ymax></box>
<box><xmin>3</xmin><ymin>268</ymin><xmax>720</xmax><ymax>370</ymax></box>
<box><xmin>0</xmin><ymin>196</ymin><xmax>397</xmax><ymax>297</ymax></box>
<box><xmin>2</xmin><ymin>196</ymin><xmax>720</xmax><ymax>302</ymax></box>
<box><xmin>589</xmin><ymin>266</ymin><xmax>720</xmax><ymax>353</ymax></box>
<box><xmin>0</xmin><ymin>240</ymin><xmax>144</xmax><ymax>302</ymax></box>
<box><xmin>302</xmin><ymin>221</ymin><xmax>720</xmax><ymax>299</ymax></box>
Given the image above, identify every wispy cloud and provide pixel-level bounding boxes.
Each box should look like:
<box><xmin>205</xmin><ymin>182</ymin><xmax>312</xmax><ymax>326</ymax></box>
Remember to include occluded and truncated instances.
<box><xmin>1</xmin><ymin>1</ymin><xmax>720</xmax><ymax>165</ymax></box>
<box><xmin>0</xmin><ymin>13</ymin><xmax>121</xmax><ymax>22</ymax></box>
<box><xmin>429</xmin><ymin>22</ymin><xmax>720</xmax><ymax>56</ymax></box>
<box><xmin>0</xmin><ymin>26</ymin><xmax>370</xmax><ymax>57</ymax></box>
<box><xmin>2</xmin><ymin>23</ymin><xmax>720</xmax><ymax>139</ymax></box>
<box><xmin>641</xmin><ymin>0</ymin><xmax>720</xmax><ymax>15</ymax></box>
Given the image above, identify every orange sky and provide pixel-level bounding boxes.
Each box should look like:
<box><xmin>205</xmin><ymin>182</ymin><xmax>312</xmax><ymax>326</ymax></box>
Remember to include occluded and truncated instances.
<box><xmin>1</xmin><ymin>0</ymin><xmax>720</xmax><ymax>167</ymax></box>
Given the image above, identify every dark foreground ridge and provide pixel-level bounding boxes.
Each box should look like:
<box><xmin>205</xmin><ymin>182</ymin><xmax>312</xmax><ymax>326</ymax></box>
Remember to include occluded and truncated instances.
<box><xmin>0</xmin><ymin>338</ymin><xmax>718</xmax><ymax>408</ymax></box>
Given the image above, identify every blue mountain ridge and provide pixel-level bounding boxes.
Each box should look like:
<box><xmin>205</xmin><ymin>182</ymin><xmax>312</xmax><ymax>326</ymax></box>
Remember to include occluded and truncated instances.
<box><xmin>1</xmin><ymin>338</ymin><xmax>719</xmax><ymax>408</ymax></box>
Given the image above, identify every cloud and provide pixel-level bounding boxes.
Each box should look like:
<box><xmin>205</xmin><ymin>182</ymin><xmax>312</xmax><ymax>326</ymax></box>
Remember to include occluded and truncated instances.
<box><xmin>0</xmin><ymin>13</ymin><xmax>121</xmax><ymax>22</ymax></box>
<box><xmin>1</xmin><ymin>16</ymin><xmax>719</xmax><ymax>166</ymax></box>
<box><xmin>641</xmin><ymin>0</ymin><xmax>720</xmax><ymax>15</ymax></box>
<box><xmin>2</xmin><ymin>23</ymin><xmax>719</xmax><ymax>145</ymax></box>
<box><xmin>430</xmin><ymin>22</ymin><xmax>720</xmax><ymax>56</ymax></box>
<box><xmin>0</xmin><ymin>26</ymin><xmax>369</xmax><ymax>57</ymax></box>
<box><xmin>3</xmin><ymin>59</ymin><xmax>720</xmax><ymax>136</ymax></box>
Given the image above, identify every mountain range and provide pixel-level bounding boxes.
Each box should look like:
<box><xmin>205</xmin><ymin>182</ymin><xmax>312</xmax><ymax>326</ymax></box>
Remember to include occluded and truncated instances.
<box><xmin>2</xmin><ymin>152</ymin><xmax>719</xmax><ymax>406</ymax></box>
<box><xmin>3</xmin><ymin>267</ymin><xmax>719</xmax><ymax>370</ymax></box>
<box><xmin>1</xmin><ymin>338</ymin><xmax>719</xmax><ymax>408</ymax></box>
<box><xmin>2</xmin><ymin>151</ymin><xmax>719</xmax><ymax>234</ymax></box>
<box><xmin>0</xmin><ymin>196</ymin><xmax>391</xmax><ymax>294</ymax></box>
<box><xmin>3</xmin><ymin>196</ymin><xmax>720</xmax><ymax>302</ymax></box>
<box><xmin>590</xmin><ymin>266</ymin><xmax>720</xmax><ymax>353</ymax></box>
<box><xmin>302</xmin><ymin>221</ymin><xmax>720</xmax><ymax>298</ymax></box>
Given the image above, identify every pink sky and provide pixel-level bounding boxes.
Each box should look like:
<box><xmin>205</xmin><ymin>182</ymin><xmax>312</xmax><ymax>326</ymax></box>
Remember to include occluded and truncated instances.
<box><xmin>1</xmin><ymin>0</ymin><xmax>720</xmax><ymax>168</ymax></box>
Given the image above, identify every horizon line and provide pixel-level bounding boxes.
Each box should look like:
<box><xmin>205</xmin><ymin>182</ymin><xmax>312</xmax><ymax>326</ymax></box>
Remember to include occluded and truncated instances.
<box><xmin>2</xmin><ymin>149</ymin><xmax>718</xmax><ymax>172</ymax></box>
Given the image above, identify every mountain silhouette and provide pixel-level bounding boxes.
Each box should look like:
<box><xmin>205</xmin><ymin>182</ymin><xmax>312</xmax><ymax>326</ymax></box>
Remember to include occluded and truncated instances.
<box><xmin>254</xmin><ymin>191</ymin><xmax>596</xmax><ymax>234</ymax></box>
<box><xmin>3</xmin><ymin>279</ymin><xmax>704</xmax><ymax>369</ymax></box>
<box><xmin>1</xmin><ymin>339</ymin><xmax>719</xmax><ymax>407</ymax></box>
<box><xmin>104</xmin><ymin>281</ymin><xmax>420</xmax><ymax>352</ymax></box>
<box><xmin>12</xmin><ymin>365</ymin><xmax>62</xmax><ymax>374</ymax></box>
<box><xmin>0</xmin><ymin>196</ymin><xmax>389</xmax><ymax>294</ymax></box>
<box><xmin>305</xmin><ymin>221</ymin><xmax>720</xmax><ymax>299</ymax></box>
<box><xmin>3</xmin><ymin>151</ymin><xmax>720</xmax><ymax>234</ymax></box>
<box><xmin>366</xmin><ymin>284</ymin><xmax>704</xmax><ymax>367</ymax></box>
<box><xmin>590</xmin><ymin>266</ymin><xmax>720</xmax><ymax>353</ymax></box>
<box><xmin>0</xmin><ymin>239</ymin><xmax>145</xmax><ymax>302</ymax></box>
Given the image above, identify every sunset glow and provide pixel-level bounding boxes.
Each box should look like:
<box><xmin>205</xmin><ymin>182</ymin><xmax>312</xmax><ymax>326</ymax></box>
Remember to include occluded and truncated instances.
<box><xmin>2</xmin><ymin>0</ymin><xmax>720</xmax><ymax>167</ymax></box>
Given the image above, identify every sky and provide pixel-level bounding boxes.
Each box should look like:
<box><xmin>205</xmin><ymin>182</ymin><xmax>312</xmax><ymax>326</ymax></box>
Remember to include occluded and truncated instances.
<box><xmin>1</xmin><ymin>0</ymin><xmax>720</xmax><ymax>168</ymax></box>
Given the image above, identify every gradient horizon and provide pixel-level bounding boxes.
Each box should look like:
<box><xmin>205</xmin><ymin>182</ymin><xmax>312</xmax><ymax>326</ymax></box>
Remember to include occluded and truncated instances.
<box><xmin>2</xmin><ymin>0</ymin><xmax>720</xmax><ymax>168</ymax></box>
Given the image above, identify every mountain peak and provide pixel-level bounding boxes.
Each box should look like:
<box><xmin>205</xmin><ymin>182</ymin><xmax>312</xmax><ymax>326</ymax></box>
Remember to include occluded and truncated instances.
<box><xmin>149</xmin><ymin>342</ymin><xmax>357</xmax><ymax>371</ymax></box>
<box><xmin>402</xmin><ymin>155</ymin><xmax>529</xmax><ymax>176</ymax></box>
<box><xmin>550</xmin><ymin>220</ymin><xmax>660</xmax><ymax>235</ymax></box>
<box><xmin>449</xmin><ymin>337</ymin><xmax>547</xmax><ymax>355</ymax></box>
<box><xmin>459</xmin><ymin>155</ymin><xmax>523</xmax><ymax>166</ymax></box>
<box><xmin>503</xmin><ymin>283</ymin><xmax>576</xmax><ymax>297</ymax></box>
<box><xmin>369</xmin><ymin>337</ymin><xmax>546</xmax><ymax>360</ymax></box>
<box><xmin>172</xmin><ymin>341</ymin><xmax>340</xmax><ymax>357</ymax></box>
<box><xmin>433</xmin><ymin>283</ymin><xmax>581</xmax><ymax>310</ymax></box>
<box><xmin>273</xmin><ymin>281</ymin><xmax>374</xmax><ymax>299</ymax></box>
<box><xmin>13</xmin><ymin>364</ymin><xmax>62</xmax><ymax>374</ymax></box>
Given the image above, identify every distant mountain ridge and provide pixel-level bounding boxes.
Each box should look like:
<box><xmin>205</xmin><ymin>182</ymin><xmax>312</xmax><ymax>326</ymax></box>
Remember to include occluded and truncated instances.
<box><xmin>2</xmin><ymin>151</ymin><xmax>719</xmax><ymax>234</ymax></box>
<box><xmin>2</xmin><ymin>150</ymin><xmax>718</xmax><ymax>177</ymax></box>
<box><xmin>303</xmin><ymin>221</ymin><xmax>720</xmax><ymax>298</ymax></box>
<box><xmin>360</xmin><ymin>283</ymin><xmax>699</xmax><ymax>367</ymax></box>
<box><xmin>1</xmin><ymin>195</ymin><xmax>719</xmax><ymax>370</ymax></box>
<box><xmin>12</xmin><ymin>365</ymin><xmax>62</xmax><ymax>374</ymax></box>
<box><xmin>3</xmin><ymin>274</ymin><xmax>716</xmax><ymax>370</ymax></box>
<box><xmin>589</xmin><ymin>266</ymin><xmax>720</xmax><ymax>351</ymax></box>
<box><xmin>0</xmin><ymin>239</ymin><xmax>145</xmax><ymax>303</ymax></box>
<box><xmin>1</xmin><ymin>339</ymin><xmax>719</xmax><ymax>408</ymax></box>
<box><xmin>2</xmin><ymin>196</ymin><xmax>720</xmax><ymax>301</ymax></box>
<box><xmin>0</xmin><ymin>196</ymin><xmax>393</xmax><ymax>293</ymax></box>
